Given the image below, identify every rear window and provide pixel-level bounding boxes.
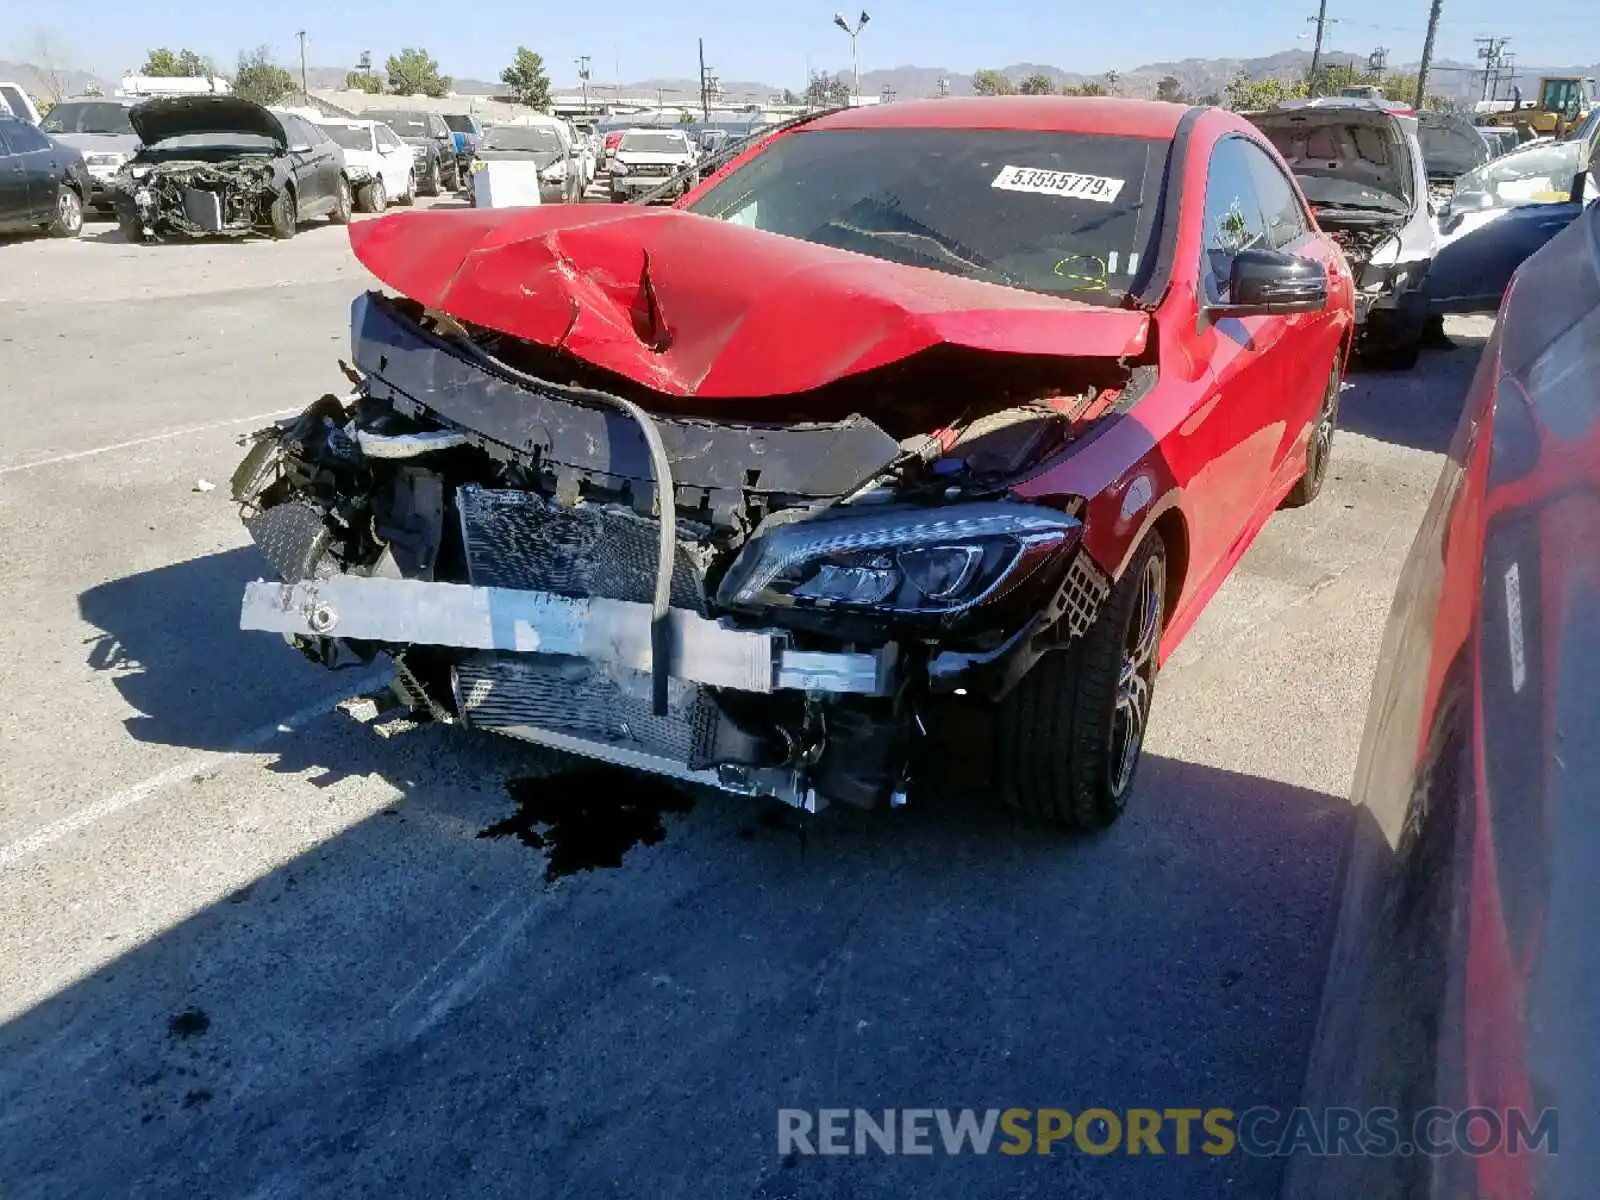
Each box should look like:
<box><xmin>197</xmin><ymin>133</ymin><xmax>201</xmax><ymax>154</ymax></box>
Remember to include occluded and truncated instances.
<box><xmin>442</xmin><ymin>115</ymin><xmax>476</xmax><ymax>133</ymax></box>
<box><xmin>480</xmin><ymin>126</ymin><xmax>563</xmax><ymax>153</ymax></box>
<box><xmin>1417</xmin><ymin>117</ymin><xmax>1489</xmax><ymax>180</ymax></box>
<box><xmin>41</xmin><ymin>101</ymin><xmax>136</xmax><ymax>136</ymax></box>
<box><xmin>686</xmin><ymin>127</ymin><xmax>1170</xmax><ymax>304</ymax></box>
<box><xmin>386</xmin><ymin>113</ymin><xmax>433</xmax><ymax>135</ymax></box>
<box><xmin>620</xmin><ymin>132</ymin><xmax>689</xmax><ymax>154</ymax></box>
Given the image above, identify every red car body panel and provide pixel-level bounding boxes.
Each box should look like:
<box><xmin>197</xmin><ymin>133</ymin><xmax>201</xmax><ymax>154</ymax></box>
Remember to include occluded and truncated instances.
<box><xmin>353</xmin><ymin>98</ymin><xmax>1356</xmax><ymax>665</ymax></box>
<box><xmin>347</xmin><ymin>205</ymin><xmax>1151</xmax><ymax>399</ymax></box>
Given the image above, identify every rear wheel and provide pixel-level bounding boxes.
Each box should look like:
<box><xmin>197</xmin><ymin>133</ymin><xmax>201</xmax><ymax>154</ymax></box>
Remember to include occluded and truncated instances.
<box><xmin>397</xmin><ymin>171</ymin><xmax>416</xmax><ymax>206</ymax></box>
<box><xmin>1282</xmin><ymin>364</ymin><xmax>1341</xmax><ymax>508</ymax></box>
<box><xmin>994</xmin><ymin>531</ymin><xmax>1167</xmax><ymax>830</ymax></box>
<box><xmin>330</xmin><ymin>176</ymin><xmax>353</xmax><ymax>225</ymax></box>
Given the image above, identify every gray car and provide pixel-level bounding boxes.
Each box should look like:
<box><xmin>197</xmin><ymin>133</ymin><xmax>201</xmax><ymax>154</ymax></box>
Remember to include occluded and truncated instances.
<box><xmin>38</xmin><ymin>96</ymin><xmax>142</xmax><ymax>214</ymax></box>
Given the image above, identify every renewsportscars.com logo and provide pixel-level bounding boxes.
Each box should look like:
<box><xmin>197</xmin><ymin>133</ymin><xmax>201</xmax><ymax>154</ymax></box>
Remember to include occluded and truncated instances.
<box><xmin>777</xmin><ymin>1107</ymin><xmax>1559</xmax><ymax>1158</ymax></box>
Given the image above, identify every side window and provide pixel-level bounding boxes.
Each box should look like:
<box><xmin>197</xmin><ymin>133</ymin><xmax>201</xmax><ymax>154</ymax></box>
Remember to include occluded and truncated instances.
<box><xmin>5</xmin><ymin>120</ymin><xmax>49</xmax><ymax>153</ymax></box>
<box><xmin>0</xmin><ymin>119</ymin><xmax>15</xmax><ymax>155</ymax></box>
<box><xmin>431</xmin><ymin>117</ymin><xmax>448</xmax><ymax>138</ymax></box>
<box><xmin>0</xmin><ymin>85</ymin><xmax>29</xmax><ymax>120</ymax></box>
<box><xmin>1240</xmin><ymin>141</ymin><xmax>1309</xmax><ymax>249</ymax></box>
<box><xmin>1199</xmin><ymin>137</ymin><xmax>1270</xmax><ymax>303</ymax></box>
<box><xmin>281</xmin><ymin>115</ymin><xmax>308</xmax><ymax>148</ymax></box>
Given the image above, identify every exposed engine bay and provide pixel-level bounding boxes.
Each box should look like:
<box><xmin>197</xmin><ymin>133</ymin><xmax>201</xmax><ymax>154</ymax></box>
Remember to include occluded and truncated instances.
<box><xmin>118</xmin><ymin>157</ymin><xmax>280</xmax><ymax>237</ymax></box>
<box><xmin>1325</xmin><ymin>225</ymin><xmax>1391</xmax><ymax>272</ymax></box>
<box><xmin>233</xmin><ymin>292</ymin><xmax>1130</xmax><ymax>812</ymax></box>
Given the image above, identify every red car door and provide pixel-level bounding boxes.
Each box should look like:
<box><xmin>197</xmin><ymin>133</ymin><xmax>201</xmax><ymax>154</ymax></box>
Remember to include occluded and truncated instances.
<box><xmin>1182</xmin><ymin>134</ymin><xmax>1287</xmax><ymax>586</ymax></box>
<box><xmin>1241</xmin><ymin>138</ymin><xmax>1350</xmax><ymax>494</ymax></box>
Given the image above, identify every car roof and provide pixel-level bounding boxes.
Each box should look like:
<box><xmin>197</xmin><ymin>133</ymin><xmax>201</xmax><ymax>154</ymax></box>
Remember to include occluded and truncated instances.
<box><xmin>59</xmin><ymin>94</ymin><xmax>138</xmax><ymax>106</ymax></box>
<box><xmin>621</xmin><ymin>126</ymin><xmax>688</xmax><ymax>135</ymax></box>
<box><xmin>803</xmin><ymin>96</ymin><xmax>1193</xmax><ymax>140</ymax></box>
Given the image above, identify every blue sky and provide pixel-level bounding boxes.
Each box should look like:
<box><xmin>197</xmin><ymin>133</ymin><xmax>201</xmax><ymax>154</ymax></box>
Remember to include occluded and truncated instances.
<box><xmin>7</xmin><ymin>2</ymin><xmax>1594</xmax><ymax>89</ymax></box>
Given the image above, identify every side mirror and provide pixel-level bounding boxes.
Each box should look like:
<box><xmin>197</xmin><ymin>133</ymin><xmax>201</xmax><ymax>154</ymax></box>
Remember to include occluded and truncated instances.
<box><xmin>1207</xmin><ymin>247</ymin><xmax>1328</xmax><ymax>317</ymax></box>
<box><xmin>289</xmin><ymin>143</ymin><xmax>311</xmax><ymax>155</ymax></box>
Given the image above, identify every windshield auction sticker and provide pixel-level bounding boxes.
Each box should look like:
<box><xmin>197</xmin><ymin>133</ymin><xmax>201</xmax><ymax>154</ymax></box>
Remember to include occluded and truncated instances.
<box><xmin>991</xmin><ymin>165</ymin><xmax>1126</xmax><ymax>203</ymax></box>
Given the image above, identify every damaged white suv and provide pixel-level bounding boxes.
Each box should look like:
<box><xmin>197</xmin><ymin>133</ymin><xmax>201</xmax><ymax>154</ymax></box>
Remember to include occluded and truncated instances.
<box><xmin>1247</xmin><ymin>99</ymin><xmax>1437</xmax><ymax>368</ymax></box>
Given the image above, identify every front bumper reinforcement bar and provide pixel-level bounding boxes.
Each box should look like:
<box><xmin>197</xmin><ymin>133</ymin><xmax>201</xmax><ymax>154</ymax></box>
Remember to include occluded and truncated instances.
<box><xmin>239</xmin><ymin>577</ymin><xmax>896</xmax><ymax>696</ymax></box>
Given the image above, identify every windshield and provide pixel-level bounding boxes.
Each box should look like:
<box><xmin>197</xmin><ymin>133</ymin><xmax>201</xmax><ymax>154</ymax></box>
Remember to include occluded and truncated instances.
<box><xmin>686</xmin><ymin>127</ymin><xmax>1169</xmax><ymax>304</ymax></box>
<box><xmin>441</xmin><ymin>115</ymin><xmax>476</xmax><ymax>133</ymax></box>
<box><xmin>144</xmin><ymin>132</ymin><xmax>280</xmax><ymax>154</ymax></box>
<box><xmin>620</xmin><ymin>132</ymin><xmax>690</xmax><ymax>154</ymax></box>
<box><xmin>386</xmin><ymin>114</ymin><xmax>433</xmax><ymax>137</ymax></box>
<box><xmin>321</xmin><ymin>124</ymin><xmax>374</xmax><ymax>151</ymax></box>
<box><xmin>41</xmin><ymin>102</ymin><xmax>136</xmax><ymax>136</ymax></box>
<box><xmin>1454</xmin><ymin>140</ymin><xmax>1585</xmax><ymax>209</ymax></box>
<box><xmin>479</xmin><ymin>126</ymin><xmax>563</xmax><ymax>153</ymax></box>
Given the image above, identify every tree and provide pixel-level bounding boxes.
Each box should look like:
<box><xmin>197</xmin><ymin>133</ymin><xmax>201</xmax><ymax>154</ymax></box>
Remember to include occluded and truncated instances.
<box><xmin>346</xmin><ymin>71</ymin><xmax>383</xmax><ymax>94</ymax></box>
<box><xmin>233</xmin><ymin>46</ymin><xmax>296</xmax><ymax>106</ymax></box>
<box><xmin>1103</xmin><ymin>70</ymin><xmax>1121</xmax><ymax>95</ymax></box>
<box><xmin>1061</xmin><ymin>81</ymin><xmax>1107</xmax><ymax>97</ymax></box>
<box><xmin>386</xmin><ymin>47</ymin><xmax>450</xmax><ymax>98</ymax></box>
<box><xmin>1155</xmin><ymin>75</ymin><xmax>1189</xmax><ymax>104</ymax></box>
<box><xmin>27</xmin><ymin>28</ymin><xmax>74</xmax><ymax>104</ymax></box>
<box><xmin>141</xmin><ymin>47</ymin><xmax>213</xmax><ymax>78</ymax></box>
<box><xmin>1016</xmin><ymin>73</ymin><xmax>1054</xmax><ymax>96</ymax></box>
<box><xmin>971</xmin><ymin>69</ymin><xmax>1013</xmax><ymax>96</ymax></box>
<box><xmin>1223</xmin><ymin>70</ymin><xmax>1306</xmax><ymax>111</ymax></box>
<box><xmin>803</xmin><ymin>71</ymin><xmax>850</xmax><ymax>108</ymax></box>
<box><xmin>780</xmin><ymin>88</ymin><xmax>801</xmax><ymax>106</ymax></box>
<box><xmin>679</xmin><ymin>110</ymin><xmax>696</xmax><ymax>124</ymax></box>
<box><xmin>499</xmin><ymin>46</ymin><xmax>551</xmax><ymax>108</ymax></box>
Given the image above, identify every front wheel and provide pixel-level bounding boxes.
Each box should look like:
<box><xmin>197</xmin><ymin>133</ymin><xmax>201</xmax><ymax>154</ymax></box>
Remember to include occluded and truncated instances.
<box><xmin>421</xmin><ymin>158</ymin><xmax>441</xmax><ymax>197</ymax></box>
<box><xmin>47</xmin><ymin>186</ymin><xmax>84</xmax><ymax>238</ymax></box>
<box><xmin>268</xmin><ymin>188</ymin><xmax>297</xmax><ymax>239</ymax></box>
<box><xmin>994</xmin><ymin>531</ymin><xmax>1167</xmax><ymax>830</ymax></box>
<box><xmin>397</xmin><ymin>171</ymin><xmax>416</xmax><ymax>206</ymax></box>
<box><xmin>356</xmin><ymin>176</ymin><xmax>387</xmax><ymax>214</ymax></box>
<box><xmin>1281</xmin><ymin>364</ymin><xmax>1341</xmax><ymax>508</ymax></box>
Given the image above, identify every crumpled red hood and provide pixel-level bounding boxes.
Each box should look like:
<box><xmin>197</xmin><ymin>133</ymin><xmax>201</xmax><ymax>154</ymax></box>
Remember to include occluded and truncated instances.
<box><xmin>348</xmin><ymin>205</ymin><xmax>1150</xmax><ymax>398</ymax></box>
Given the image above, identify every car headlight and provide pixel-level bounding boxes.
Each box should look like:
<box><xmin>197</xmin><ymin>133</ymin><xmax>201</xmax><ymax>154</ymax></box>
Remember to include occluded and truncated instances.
<box><xmin>610</xmin><ymin>160</ymin><xmax>628</xmax><ymax>175</ymax></box>
<box><xmin>541</xmin><ymin>161</ymin><xmax>567</xmax><ymax>182</ymax></box>
<box><xmin>716</xmin><ymin>502</ymin><xmax>1082</xmax><ymax>619</ymax></box>
<box><xmin>84</xmin><ymin>152</ymin><xmax>128</xmax><ymax>173</ymax></box>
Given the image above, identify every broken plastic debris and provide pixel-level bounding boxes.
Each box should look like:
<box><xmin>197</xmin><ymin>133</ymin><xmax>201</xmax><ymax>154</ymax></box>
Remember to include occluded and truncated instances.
<box><xmin>194</xmin><ymin>479</ymin><xmax>216</xmax><ymax>493</ymax></box>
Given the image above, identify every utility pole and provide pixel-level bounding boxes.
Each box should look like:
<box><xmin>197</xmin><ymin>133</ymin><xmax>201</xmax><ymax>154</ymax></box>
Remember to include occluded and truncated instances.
<box><xmin>832</xmin><ymin>11</ymin><xmax>871</xmax><ymax>105</ymax></box>
<box><xmin>1367</xmin><ymin>46</ymin><xmax>1388</xmax><ymax>75</ymax></box>
<box><xmin>698</xmin><ymin>38</ymin><xmax>710</xmax><ymax>120</ymax></box>
<box><xmin>1473</xmin><ymin>35</ymin><xmax>1508</xmax><ymax>102</ymax></box>
<box><xmin>575</xmin><ymin>55</ymin><xmax>591</xmax><ymax>113</ymax></box>
<box><xmin>1306</xmin><ymin>0</ymin><xmax>1330</xmax><ymax>93</ymax></box>
<box><xmin>936</xmin><ymin>76</ymin><xmax>949</xmax><ymax>97</ymax></box>
<box><xmin>296</xmin><ymin>30</ymin><xmax>308</xmax><ymax>103</ymax></box>
<box><xmin>1494</xmin><ymin>53</ymin><xmax>1516</xmax><ymax>102</ymax></box>
<box><xmin>1414</xmin><ymin>0</ymin><xmax>1445</xmax><ymax>110</ymax></box>
<box><xmin>880</xmin><ymin>84</ymin><xmax>895</xmax><ymax>104</ymax></box>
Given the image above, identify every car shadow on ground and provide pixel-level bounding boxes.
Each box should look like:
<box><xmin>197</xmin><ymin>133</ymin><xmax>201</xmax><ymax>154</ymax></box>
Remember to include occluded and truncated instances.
<box><xmin>1340</xmin><ymin>324</ymin><xmax>1492</xmax><ymax>455</ymax></box>
<box><xmin>78</xmin><ymin>546</ymin><xmax>356</xmax><ymax>756</ymax></box>
<box><xmin>54</xmin><ymin>547</ymin><xmax>1353</xmax><ymax>1199</ymax></box>
<box><xmin>0</xmin><ymin>730</ymin><xmax>1349</xmax><ymax>1200</ymax></box>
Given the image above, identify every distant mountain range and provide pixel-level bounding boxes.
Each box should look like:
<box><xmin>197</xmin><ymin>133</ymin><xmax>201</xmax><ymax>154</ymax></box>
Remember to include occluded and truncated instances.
<box><xmin>6</xmin><ymin>50</ymin><xmax>1597</xmax><ymax>108</ymax></box>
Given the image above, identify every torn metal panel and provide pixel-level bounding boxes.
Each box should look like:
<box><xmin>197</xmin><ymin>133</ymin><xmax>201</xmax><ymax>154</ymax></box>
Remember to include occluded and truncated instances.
<box><xmin>351</xmin><ymin>291</ymin><xmax>907</xmax><ymax>505</ymax></box>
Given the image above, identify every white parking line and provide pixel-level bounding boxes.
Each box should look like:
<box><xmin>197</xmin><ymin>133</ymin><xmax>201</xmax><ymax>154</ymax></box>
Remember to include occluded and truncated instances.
<box><xmin>0</xmin><ymin>673</ymin><xmax>388</xmax><ymax>872</ymax></box>
<box><xmin>0</xmin><ymin>409</ymin><xmax>298</xmax><ymax>477</ymax></box>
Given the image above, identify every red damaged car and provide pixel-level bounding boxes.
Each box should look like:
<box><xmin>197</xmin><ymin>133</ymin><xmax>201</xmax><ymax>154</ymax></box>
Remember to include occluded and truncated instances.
<box><xmin>232</xmin><ymin>97</ymin><xmax>1355</xmax><ymax>827</ymax></box>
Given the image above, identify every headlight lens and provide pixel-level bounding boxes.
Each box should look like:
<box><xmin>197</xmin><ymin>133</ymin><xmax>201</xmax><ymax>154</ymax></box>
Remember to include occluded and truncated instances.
<box><xmin>718</xmin><ymin>502</ymin><xmax>1082</xmax><ymax>617</ymax></box>
<box><xmin>610</xmin><ymin>160</ymin><xmax>628</xmax><ymax>175</ymax></box>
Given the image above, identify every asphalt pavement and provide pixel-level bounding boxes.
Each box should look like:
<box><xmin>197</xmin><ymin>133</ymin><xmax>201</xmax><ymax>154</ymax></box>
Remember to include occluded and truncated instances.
<box><xmin>0</xmin><ymin>204</ymin><xmax>1491</xmax><ymax>1200</ymax></box>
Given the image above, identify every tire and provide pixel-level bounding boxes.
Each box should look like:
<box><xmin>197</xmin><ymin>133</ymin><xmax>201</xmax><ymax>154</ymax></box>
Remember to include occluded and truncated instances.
<box><xmin>1358</xmin><ymin>313</ymin><xmax>1422</xmax><ymax>370</ymax></box>
<box><xmin>398</xmin><ymin>171</ymin><xmax>416</xmax><ymax>206</ymax></box>
<box><xmin>268</xmin><ymin>188</ymin><xmax>297</xmax><ymax>239</ymax></box>
<box><xmin>421</xmin><ymin>157</ymin><xmax>441</xmax><ymax>197</ymax></box>
<box><xmin>994</xmin><ymin>531</ymin><xmax>1167</xmax><ymax>830</ymax></box>
<box><xmin>356</xmin><ymin>177</ymin><xmax>387</xmax><ymax>214</ymax></box>
<box><xmin>611</xmin><ymin>190</ymin><xmax>626</xmax><ymax>203</ymax></box>
<box><xmin>1281</xmin><ymin>363</ymin><xmax>1342</xmax><ymax>508</ymax></box>
<box><xmin>46</xmin><ymin>185</ymin><xmax>84</xmax><ymax>238</ymax></box>
<box><xmin>330</xmin><ymin>176</ymin><xmax>353</xmax><ymax>225</ymax></box>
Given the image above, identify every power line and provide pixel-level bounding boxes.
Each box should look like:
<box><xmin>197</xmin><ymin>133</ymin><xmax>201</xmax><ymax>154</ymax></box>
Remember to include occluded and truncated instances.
<box><xmin>1474</xmin><ymin>35</ymin><xmax>1510</xmax><ymax>101</ymax></box>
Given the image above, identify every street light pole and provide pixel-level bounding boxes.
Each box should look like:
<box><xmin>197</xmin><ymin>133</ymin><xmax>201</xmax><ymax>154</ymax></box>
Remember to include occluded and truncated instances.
<box><xmin>575</xmin><ymin>55</ymin><xmax>591</xmax><ymax>113</ymax></box>
<box><xmin>832</xmin><ymin>11</ymin><xmax>871</xmax><ymax>105</ymax></box>
<box><xmin>296</xmin><ymin>30</ymin><xmax>308</xmax><ymax>103</ymax></box>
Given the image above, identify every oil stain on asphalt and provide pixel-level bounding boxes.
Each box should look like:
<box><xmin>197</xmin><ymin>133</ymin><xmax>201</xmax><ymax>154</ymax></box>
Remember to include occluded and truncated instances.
<box><xmin>479</xmin><ymin>767</ymin><xmax>695</xmax><ymax>881</ymax></box>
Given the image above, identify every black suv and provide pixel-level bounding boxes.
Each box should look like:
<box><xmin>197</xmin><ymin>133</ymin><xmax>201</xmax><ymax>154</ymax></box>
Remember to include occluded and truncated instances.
<box><xmin>380</xmin><ymin>111</ymin><xmax>461</xmax><ymax>195</ymax></box>
<box><xmin>0</xmin><ymin>114</ymin><xmax>87</xmax><ymax>237</ymax></box>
